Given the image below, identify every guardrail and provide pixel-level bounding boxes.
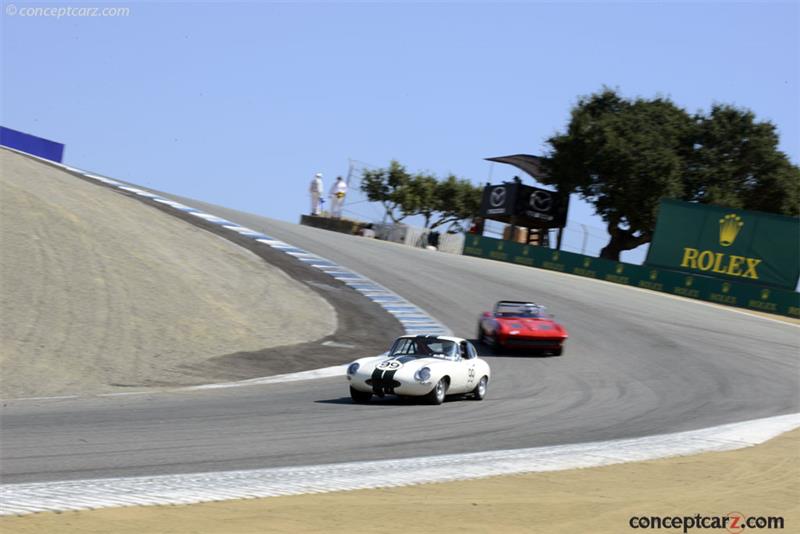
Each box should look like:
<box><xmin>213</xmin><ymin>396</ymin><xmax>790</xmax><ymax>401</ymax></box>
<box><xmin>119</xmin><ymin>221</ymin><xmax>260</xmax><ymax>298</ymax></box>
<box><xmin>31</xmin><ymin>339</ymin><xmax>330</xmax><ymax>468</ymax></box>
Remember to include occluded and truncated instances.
<box><xmin>463</xmin><ymin>234</ymin><xmax>800</xmax><ymax>319</ymax></box>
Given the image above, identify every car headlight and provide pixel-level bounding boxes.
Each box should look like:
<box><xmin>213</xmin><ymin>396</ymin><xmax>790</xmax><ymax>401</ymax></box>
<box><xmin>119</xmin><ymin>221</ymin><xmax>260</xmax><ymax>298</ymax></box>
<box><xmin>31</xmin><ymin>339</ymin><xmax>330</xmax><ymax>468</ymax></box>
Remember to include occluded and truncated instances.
<box><xmin>414</xmin><ymin>367</ymin><xmax>431</xmax><ymax>382</ymax></box>
<box><xmin>347</xmin><ymin>363</ymin><xmax>360</xmax><ymax>375</ymax></box>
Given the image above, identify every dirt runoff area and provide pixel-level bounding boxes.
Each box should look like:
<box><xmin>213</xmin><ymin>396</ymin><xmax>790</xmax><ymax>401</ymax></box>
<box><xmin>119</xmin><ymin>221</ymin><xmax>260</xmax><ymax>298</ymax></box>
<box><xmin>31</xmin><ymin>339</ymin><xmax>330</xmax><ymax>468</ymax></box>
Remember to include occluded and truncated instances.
<box><xmin>1</xmin><ymin>428</ymin><xmax>795</xmax><ymax>533</ymax></box>
<box><xmin>0</xmin><ymin>148</ymin><xmax>336</xmax><ymax>398</ymax></box>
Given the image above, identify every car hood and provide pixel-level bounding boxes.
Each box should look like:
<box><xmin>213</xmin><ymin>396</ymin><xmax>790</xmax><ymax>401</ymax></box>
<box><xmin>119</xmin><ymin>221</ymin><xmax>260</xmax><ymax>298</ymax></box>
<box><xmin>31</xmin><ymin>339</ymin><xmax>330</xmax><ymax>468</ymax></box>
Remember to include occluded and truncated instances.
<box><xmin>354</xmin><ymin>354</ymin><xmax>450</xmax><ymax>373</ymax></box>
<box><xmin>498</xmin><ymin>318</ymin><xmax>559</xmax><ymax>331</ymax></box>
<box><xmin>497</xmin><ymin>318</ymin><xmax>565</xmax><ymax>334</ymax></box>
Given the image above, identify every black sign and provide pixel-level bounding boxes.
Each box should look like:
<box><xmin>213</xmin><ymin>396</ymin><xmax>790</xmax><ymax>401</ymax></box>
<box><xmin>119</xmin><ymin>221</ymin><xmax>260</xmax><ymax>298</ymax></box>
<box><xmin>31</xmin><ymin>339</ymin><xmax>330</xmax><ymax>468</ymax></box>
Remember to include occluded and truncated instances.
<box><xmin>481</xmin><ymin>184</ymin><xmax>515</xmax><ymax>217</ymax></box>
<box><xmin>479</xmin><ymin>183</ymin><xmax>568</xmax><ymax>229</ymax></box>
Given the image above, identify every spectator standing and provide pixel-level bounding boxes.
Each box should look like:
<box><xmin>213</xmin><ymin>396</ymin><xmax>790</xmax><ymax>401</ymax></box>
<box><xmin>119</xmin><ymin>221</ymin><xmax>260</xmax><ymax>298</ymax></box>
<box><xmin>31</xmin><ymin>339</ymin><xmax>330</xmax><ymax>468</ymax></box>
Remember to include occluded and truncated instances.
<box><xmin>468</xmin><ymin>217</ymin><xmax>485</xmax><ymax>234</ymax></box>
<box><xmin>309</xmin><ymin>172</ymin><xmax>323</xmax><ymax>215</ymax></box>
<box><xmin>329</xmin><ymin>176</ymin><xmax>347</xmax><ymax>219</ymax></box>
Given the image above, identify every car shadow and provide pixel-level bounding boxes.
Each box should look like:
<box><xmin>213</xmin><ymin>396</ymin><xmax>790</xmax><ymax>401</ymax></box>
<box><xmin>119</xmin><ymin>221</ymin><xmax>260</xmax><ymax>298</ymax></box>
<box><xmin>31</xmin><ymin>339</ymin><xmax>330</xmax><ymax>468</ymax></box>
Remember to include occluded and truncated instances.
<box><xmin>316</xmin><ymin>395</ymin><xmax>465</xmax><ymax>406</ymax></box>
<box><xmin>316</xmin><ymin>396</ymin><xmax>416</xmax><ymax>406</ymax></box>
<box><xmin>468</xmin><ymin>339</ymin><xmax>562</xmax><ymax>358</ymax></box>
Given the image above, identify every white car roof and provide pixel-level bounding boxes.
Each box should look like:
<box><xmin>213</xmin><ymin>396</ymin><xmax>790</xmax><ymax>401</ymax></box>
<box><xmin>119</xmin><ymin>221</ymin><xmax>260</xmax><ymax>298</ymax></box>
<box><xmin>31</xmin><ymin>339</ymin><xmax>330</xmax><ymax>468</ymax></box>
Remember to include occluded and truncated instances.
<box><xmin>396</xmin><ymin>334</ymin><xmax>466</xmax><ymax>343</ymax></box>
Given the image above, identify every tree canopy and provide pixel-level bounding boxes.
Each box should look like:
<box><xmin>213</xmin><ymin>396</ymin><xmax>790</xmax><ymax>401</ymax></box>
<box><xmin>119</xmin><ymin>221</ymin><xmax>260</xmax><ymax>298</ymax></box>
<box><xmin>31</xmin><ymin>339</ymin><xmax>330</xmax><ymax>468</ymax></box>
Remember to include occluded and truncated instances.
<box><xmin>360</xmin><ymin>160</ymin><xmax>413</xmax><ymax>224</ymax></box>
<box><xmin>360</xmin><ymin>161</ymin><xmax>482</xmax><ymax>230</ymax></box>
<box><xmin>543</xmin><ymin>88</ymin><xmax>799</xmax><ymax>260</ymax></box>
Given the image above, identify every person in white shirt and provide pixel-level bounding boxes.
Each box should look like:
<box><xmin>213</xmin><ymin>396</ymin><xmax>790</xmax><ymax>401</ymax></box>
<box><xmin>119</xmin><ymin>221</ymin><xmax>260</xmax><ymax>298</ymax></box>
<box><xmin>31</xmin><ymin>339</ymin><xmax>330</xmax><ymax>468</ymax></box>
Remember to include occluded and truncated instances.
<box><xmin>329</xmin><ymin>176</ymin><xmax>347</xmax><ymax>219</ymax></box>
<box><xmin>309</xmin><ymin>172</ymin><xmax>323</xmax><ymax>215</ymax></box>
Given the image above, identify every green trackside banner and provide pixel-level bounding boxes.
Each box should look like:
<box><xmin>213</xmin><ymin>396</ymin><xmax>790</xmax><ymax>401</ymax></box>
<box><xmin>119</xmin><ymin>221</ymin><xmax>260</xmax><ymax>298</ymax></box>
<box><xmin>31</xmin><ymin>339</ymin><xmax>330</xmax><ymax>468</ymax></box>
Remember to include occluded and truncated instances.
<box><xmin>462</xmin><ymin>234</ymin><xmax>800</xmax><ymax>318</ymax></box>
<box><xmin>646</xmin><ymin>200</ymin><xmax>800</xmax><ymax>290</ymax></box>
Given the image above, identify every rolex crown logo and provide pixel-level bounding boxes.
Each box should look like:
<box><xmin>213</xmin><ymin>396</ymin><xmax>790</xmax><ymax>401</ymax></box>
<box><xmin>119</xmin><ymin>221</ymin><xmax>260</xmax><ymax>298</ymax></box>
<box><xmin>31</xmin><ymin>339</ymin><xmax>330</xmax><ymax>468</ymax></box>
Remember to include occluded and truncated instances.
<box><xmin>722</xmin><ymin>282</ymin><xmax>730</xmax><ymax>294</ymax></box>
<box><xmin>761</xmin><ymin>289</ymin><xmax>770</xmax><ymax>300</ymax></box>
<box><xmin>615</xmin><ymin>264</ymin><xmax>624</xmax><ymax>274</ymax></box>
<box><xmin>649</xmin><ymin>270</ymin><xmax>658</xmax><ymax>281</ymax></box>
<box><xmin>719</xmin><ymin>214</ymin><xmax>743</xmax><ymax>246</ymax></box>
<box><xmin>583</xmin><ymin>258</ymin><xmax>591</xmax><ymax>268</ymax></box>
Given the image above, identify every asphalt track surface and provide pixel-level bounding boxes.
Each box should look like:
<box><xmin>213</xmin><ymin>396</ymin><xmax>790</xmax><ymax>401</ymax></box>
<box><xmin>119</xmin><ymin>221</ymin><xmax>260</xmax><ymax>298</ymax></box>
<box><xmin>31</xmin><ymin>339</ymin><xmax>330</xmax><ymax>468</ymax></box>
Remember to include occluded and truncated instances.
<box><xmin>2</xmin><ymin>192</ymin><xmax>798</xmax><ymax>485</ymax></box>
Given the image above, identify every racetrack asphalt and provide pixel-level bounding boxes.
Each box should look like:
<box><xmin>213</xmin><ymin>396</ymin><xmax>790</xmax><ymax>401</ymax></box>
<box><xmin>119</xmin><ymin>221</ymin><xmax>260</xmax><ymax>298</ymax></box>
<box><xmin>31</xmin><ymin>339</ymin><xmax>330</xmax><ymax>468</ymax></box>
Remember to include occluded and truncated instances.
<box><xmin>1</xmin><ymin>189</ymin><xmax>798</xmax><ymax>485</ymax></box>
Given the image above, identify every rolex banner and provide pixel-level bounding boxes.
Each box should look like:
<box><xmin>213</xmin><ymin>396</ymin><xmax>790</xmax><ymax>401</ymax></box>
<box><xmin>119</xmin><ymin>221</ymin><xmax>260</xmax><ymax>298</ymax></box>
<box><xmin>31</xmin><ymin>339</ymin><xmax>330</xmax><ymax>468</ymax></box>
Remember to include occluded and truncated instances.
<box><xmin>646</xmin><ymin>199</ymin><xmax>800</xmax><ymax>290</ymax></box>
<box><xmin>463</xmin><ymin>234</ymin><xmax>800</xmax><ymax>318</ymax></box>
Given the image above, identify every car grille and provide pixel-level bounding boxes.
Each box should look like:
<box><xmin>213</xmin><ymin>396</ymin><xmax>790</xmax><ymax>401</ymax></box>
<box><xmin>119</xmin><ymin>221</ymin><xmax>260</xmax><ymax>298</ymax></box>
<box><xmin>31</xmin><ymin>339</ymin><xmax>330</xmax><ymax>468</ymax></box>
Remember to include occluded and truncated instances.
<box><xmin>365</xmin><ymin>379</ymin><xmax>402</xmax><ymax>388</ymax></box>
<box><xmin>365</xmin><ymin>379</ymin><xmax>402</xmax><ymax>396</ymax></box>
<box><xmin>507</xmin><ymin>339</ymin><xmax>561</xmax><ymax>347</ymax></box>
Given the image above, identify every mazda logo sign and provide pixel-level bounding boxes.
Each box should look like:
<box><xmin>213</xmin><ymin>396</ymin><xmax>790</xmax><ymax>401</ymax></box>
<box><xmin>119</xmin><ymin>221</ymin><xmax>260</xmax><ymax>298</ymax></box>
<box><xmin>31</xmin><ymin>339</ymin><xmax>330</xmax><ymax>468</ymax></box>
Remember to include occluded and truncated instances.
<box><xmin>529</xmin><ymin>190</ymin><xmax>552</xmax><ymax>212</ymax></box>
<box><xmin>490</xmin><ymin>187</ymin><xmax>506</xmax><ymax>208</ymax></box>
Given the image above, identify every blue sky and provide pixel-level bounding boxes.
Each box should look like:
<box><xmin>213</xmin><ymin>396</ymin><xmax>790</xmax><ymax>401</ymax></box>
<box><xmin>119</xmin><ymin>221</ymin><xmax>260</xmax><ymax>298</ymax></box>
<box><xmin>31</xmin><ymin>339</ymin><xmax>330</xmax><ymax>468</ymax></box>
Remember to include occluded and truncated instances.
<box><xmin>3</xmin><ymin>1</ymin><xmax>798</xmax><ymax>262</ymax></box>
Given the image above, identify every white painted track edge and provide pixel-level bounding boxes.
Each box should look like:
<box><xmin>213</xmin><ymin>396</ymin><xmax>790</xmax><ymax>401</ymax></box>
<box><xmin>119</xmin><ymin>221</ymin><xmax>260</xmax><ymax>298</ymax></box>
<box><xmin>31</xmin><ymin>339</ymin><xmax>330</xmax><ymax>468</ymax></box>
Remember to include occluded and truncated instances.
<box><xmin>1</xmin><ymin>413</ymin><xmax>797</xmax><ymax>516</ymax></box>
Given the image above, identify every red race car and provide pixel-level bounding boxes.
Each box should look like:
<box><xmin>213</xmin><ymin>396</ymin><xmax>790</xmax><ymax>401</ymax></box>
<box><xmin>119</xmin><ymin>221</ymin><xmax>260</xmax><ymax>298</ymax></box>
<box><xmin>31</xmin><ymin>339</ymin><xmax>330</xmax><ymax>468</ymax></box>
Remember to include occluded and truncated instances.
<box><xmin>477</xmin><ymin>300</ymin><xmax>568</xmax><ymax>355</ymax></box>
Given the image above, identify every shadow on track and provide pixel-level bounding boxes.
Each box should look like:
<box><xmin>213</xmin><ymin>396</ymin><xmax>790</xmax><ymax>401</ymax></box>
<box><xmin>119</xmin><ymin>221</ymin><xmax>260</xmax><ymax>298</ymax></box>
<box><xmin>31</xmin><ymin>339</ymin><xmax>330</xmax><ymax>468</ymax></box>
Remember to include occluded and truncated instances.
<box><xmin>315</xmin><ymin>397</ymin><xmax>415</xmax><ymax>406</ymax></box>
<box><xmin>316</xmin><ymin>395</ymin><xmax>471</xmax><ymax>406</ymax></box>
<box><xmin>469</xmin><ymin>339</ymin><xmax>563</xmax><ymax>359</ymax></box>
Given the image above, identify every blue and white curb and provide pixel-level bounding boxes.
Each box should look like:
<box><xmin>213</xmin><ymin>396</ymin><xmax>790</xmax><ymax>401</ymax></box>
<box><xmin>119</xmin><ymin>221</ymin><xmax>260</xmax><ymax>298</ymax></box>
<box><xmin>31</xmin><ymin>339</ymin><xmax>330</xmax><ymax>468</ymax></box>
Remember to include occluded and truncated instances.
<box><xmin>105</xmin><ymin>185</ymin><xmax>450</xmax><ymax>336</ymax></box>
<box><xmin>4</xmin><ymin>147</ymin><xmax>449</xmax><ymax>339</ymax></box>
<box><xmin>1</xmin><ymin>413</ymin><xmax>797</xmax><ymax>516</ymax></box>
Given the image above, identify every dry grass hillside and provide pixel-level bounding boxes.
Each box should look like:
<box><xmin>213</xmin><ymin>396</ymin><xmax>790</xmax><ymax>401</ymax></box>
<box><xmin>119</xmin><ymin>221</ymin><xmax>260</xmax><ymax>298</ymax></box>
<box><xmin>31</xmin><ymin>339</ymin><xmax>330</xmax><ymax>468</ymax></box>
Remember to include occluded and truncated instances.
<box><xmin>0</xmin><ymin>149</ymin><xmax>336</xmax><ymax>398</ymax></box>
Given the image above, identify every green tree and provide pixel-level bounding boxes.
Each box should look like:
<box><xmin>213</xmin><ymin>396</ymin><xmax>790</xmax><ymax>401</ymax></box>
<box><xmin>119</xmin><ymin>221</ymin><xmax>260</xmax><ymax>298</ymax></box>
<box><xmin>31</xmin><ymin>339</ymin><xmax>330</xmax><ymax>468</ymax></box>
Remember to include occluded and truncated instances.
<box><xmin>429</xmin><ymin>175</ymin><xmax>483</xmax><ymax>230</ymax></box>
<box><xmin>361</xmin><ymin>162</ymin><xmax>483</xmax><ymax>230</ymax></box>
<box><xmin>400</xmin><ymin>172</ymin><xmax>439</xmax><ymax>227</ymax></box>
<box><xmin>400</xmin><ymin>173</ymin><xmax>482</xmax><ymax>229</ymax></box>
<box><xmin>359</xmin><ymin>160</ymin><xmax>412</xmax><ymax>223</ymax></box>
<box><xmin>687</xmin><ymin>104</ymin><xmax>800</xmax><ymax>216</ymax></box>
<box><xmin>544</xmin><ymin>88</ymin><xmax>799</xmax><ymax>260</ymax></box>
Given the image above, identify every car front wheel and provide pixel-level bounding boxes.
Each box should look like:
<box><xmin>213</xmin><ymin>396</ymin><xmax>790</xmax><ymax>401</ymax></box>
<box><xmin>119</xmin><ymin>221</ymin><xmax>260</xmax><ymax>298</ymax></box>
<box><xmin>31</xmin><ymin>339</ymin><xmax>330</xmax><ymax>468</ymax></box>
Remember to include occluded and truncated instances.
<box><xmin>425</xmin><ymin>378</ymin><xmax>447</xmax><ymax>405</ymax></box>
<box><xmin>471</xmin><ymin>376</ymin><xmax>488</xmax><ymax>400</ymax></box>
<box><xmin>350</xmin><ymin>387</ymin><xmax>372</xmax><ymax>404</ymax></box>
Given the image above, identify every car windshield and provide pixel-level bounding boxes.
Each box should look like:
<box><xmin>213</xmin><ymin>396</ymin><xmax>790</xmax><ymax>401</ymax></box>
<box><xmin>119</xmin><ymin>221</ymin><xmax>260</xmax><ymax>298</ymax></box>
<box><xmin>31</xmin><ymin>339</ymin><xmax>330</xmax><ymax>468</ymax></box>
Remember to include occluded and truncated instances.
<box><xmin>495</xmin><ymin>302</ymin><xmax>548</xmax><ymax>318</ymax></box>
<box><xmin>389</xmin><ymin>337</ymin><xmax>458</xmax><ymax>360</ymax></box>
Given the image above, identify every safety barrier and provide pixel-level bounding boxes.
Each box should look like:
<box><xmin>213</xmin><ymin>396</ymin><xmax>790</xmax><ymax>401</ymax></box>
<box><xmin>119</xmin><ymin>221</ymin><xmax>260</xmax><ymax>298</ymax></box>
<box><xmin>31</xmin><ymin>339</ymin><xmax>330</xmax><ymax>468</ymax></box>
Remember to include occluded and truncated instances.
<box><xmin>462</xmin><ymin>234</ymin><xmax>800</xmax><ymax>319</ymax></box>
<box><xmin>304</xmin><ymin>218</ymin><xmax>466</xmax><ymax>255</ymax></box>
<box><xmin>396</xmin><ymin>225</ymin><xmax>465</xmax><ymax>255</ymax></box>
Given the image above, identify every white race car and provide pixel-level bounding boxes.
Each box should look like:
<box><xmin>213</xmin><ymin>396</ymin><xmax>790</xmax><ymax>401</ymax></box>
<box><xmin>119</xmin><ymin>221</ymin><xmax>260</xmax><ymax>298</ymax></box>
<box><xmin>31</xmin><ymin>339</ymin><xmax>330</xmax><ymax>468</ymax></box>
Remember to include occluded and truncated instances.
<box><xmin>346</xmin><ymin>335</ymin><xmax>491</xmax><ymax>404</ymax></box>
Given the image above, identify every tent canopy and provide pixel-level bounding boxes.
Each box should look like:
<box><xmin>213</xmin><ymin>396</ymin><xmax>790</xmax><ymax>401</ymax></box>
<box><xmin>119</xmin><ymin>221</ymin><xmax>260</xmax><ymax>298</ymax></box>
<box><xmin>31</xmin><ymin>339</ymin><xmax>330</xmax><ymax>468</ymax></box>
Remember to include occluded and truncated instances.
<box><xmin>485</xmin><ymin>154</ymin><xmax>551</xmax><ymax>181</ymax></box>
